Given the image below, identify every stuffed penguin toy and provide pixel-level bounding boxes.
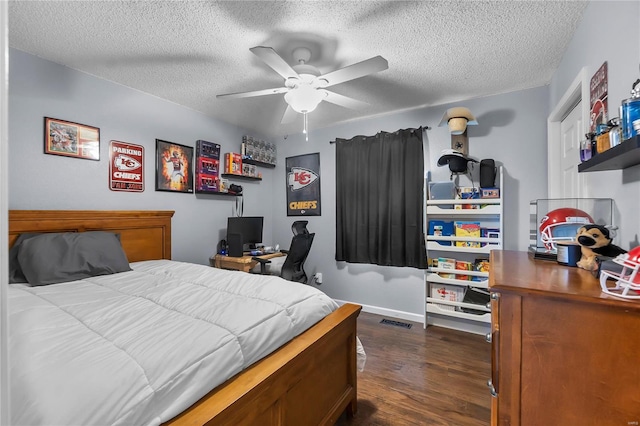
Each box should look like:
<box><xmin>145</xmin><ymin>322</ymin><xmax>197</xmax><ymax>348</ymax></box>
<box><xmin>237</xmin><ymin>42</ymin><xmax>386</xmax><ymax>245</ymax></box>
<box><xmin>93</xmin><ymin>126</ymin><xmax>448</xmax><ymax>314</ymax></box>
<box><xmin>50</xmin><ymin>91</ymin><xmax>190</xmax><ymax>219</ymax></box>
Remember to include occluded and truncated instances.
<box><xmin>576</xmin><ymin>224</ymin><xmax>627</xmax><ymax>271</ymax></box>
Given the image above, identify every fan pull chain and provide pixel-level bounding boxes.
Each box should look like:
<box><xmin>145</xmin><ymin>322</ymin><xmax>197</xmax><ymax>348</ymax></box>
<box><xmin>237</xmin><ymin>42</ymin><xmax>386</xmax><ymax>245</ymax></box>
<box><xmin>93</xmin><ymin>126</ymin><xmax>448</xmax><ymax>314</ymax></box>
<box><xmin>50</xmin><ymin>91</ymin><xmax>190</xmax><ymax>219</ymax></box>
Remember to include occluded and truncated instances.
<box><xmin>303</xmin><ymin>112</ymin><xmax>309</xmax><ymax>141</ymax></box>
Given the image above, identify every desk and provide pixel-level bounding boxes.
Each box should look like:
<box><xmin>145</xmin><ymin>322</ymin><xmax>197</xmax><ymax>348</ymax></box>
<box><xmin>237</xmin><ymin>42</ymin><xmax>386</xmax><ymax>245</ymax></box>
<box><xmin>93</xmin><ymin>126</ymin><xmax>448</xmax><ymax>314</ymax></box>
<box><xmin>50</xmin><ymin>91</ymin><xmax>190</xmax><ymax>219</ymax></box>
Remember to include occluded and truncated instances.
<box><xmin>211</xmin><ymin>252</ymin><xmax>285</xmax><ymax>273</ymax></box>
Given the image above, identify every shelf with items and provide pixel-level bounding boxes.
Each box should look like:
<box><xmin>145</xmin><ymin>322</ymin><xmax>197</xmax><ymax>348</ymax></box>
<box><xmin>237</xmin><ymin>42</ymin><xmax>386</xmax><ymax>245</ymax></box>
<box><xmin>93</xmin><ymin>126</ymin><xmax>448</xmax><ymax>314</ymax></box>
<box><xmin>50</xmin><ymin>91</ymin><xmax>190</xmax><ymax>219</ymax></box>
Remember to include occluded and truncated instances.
<box><xmin>242</xmin><ymin>158</ymin><xmax>276</xmax><ymax>169</ymax></box>
<box><xmin>425</xmin><ymin>242</ymin><xmax>497</xmax><ymax>254</ymax></box>
<box><xmin>426</xmin><ymin>201</ymin><xmax>502</xmax><ymax>216</ymax></box>
<box><xmin>424</xmin><ymin>166</ymin><xmax>503</xmax><ymax>334</ymax></box>
<box><xmin>426</xmin><ymin>271</ymin><xmax>489</xmax><ymax>288</ymax></box>
<box><xmin>426</xmin><ymin>297</ymin><xmax>491</xmax><ymax>314</ymax></box>
<box><xmin>241</xmin><ymin>135</ymin><xmax>277</xmax><ymax>167</ymax></box>
<box><xmin>197</xmin><ymin>191</ymin><xmax>241</xmax><ymax>197</ymax></box>
<box><xmin>425</xmin><ymin>302</ymin><xmax>492</xmax><ymax>324</ymax></box>
<box><xmin>426</xmin><ymin>259</ymin><xmax>492</xmax><ymax>318</ymax></box>
<box><xmin>427</xmin><ymin>233</ymin><xmax>502</xmax><ymax>245</ymax></box>
<box><xmin>578</xmin><ymin>134</ymin><xmax>640</xmax><ymax>172</ymax></box>
<box><xmin>221</xmin><ymin>173</ymin><xmax>262</xmax><ymax>181</ymax></box>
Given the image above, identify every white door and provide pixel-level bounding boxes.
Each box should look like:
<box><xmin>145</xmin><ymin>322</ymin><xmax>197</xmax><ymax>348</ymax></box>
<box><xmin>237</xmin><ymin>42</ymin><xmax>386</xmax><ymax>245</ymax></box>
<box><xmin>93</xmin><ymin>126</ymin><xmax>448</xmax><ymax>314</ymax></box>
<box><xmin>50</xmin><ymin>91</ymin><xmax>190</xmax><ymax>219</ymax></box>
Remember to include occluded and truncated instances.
<box><xmin>547</xmin><ymin>67</ymin><xmax>589</xmax><ymax>199</ymax></box>
<box><xmin>556</xmin><ymin>101</ymin><xmax>583</xmax><ymax>198</ymax></box>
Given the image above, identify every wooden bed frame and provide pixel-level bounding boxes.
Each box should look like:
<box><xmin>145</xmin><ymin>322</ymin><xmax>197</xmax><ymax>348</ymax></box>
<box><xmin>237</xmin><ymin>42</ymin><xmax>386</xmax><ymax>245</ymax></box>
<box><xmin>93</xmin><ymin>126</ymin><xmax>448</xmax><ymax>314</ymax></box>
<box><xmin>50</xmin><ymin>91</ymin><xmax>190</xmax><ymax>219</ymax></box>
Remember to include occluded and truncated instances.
<box><xmin>9</xmin><ymin>210</ymin><xmax>361</xmax><ymax>426</ymax></box>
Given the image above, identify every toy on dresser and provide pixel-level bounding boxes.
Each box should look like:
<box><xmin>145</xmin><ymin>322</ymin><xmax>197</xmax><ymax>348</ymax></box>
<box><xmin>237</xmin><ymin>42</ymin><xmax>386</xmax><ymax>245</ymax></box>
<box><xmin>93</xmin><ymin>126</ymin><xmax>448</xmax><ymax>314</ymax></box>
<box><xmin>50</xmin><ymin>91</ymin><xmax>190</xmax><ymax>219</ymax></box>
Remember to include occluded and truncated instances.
<box><xmin>576</xmin><ymin>224</ymin><xmax>627</xmax><ymax>271</ymax></box>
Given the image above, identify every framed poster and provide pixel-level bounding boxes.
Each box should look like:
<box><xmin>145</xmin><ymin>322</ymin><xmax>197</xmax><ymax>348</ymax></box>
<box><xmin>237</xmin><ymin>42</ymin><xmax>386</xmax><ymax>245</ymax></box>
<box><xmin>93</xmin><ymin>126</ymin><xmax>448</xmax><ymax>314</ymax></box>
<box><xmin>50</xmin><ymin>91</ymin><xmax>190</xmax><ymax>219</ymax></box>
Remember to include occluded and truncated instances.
<box><xmin>109</xmin><ymin>140</ymin><xmax>144</xmax><ymax>192</ymax></box>
<box><xmin>286</xmin><ymin>153</ymin><xmax>321</xmax><ymax>216</ymax></box>
<box><xmin>155</xmin><ymin>139</ymin><xmax>193</xmax><ymax>193</ymax></box>
<box><xmin>44</xmin><ymin>117</ymin><xmax>100</xmax><ymax>160</ymax></box>
<box><xmin>195</xmin><ymin>140</ymin><xmax>221</xmax><ymax>194</ymax></box>
<box><xmin>589</xmin><ymin>61</ymin><xmax>608</xmax><ymax>133</ymax></box>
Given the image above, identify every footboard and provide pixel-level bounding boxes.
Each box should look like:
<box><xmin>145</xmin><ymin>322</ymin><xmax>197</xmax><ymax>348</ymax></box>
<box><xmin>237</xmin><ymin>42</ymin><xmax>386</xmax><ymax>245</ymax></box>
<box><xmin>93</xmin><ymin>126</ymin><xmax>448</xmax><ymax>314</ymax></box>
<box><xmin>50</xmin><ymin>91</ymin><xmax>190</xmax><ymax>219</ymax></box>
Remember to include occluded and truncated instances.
<box><xmin>165</xmin><ymin>303</ymin><xmax>362</xmax><ymax>426</ymax></box>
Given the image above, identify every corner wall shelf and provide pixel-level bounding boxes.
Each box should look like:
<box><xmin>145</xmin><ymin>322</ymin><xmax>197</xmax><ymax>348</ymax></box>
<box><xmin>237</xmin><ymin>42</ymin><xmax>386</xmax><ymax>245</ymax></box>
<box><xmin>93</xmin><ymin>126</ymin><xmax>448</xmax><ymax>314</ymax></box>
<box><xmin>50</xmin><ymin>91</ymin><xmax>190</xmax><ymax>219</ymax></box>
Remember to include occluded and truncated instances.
<box><xmin>578</xmin><ymin>135</ymin><xmax>640</xmax><ymax>172</ymax></box>
<box><xmin>242</xmin><ymin>158</ymin><xmax>276</xmax><ymax>169</ymax></box>
<box><xmin>221</xmin><ymin>173</ymin><xmax>262</xmax><ymax>181</ymax></box>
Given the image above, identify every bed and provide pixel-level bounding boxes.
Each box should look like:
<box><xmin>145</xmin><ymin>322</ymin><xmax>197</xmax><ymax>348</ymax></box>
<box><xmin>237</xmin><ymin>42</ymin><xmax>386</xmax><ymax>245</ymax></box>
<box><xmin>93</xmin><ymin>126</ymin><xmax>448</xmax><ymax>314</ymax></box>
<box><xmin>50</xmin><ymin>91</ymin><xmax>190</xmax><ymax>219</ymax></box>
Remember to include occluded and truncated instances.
<box><xmin>8</xmin><ymin>210</ymin><xmax>361</xmax><ymax>426</ymax></box>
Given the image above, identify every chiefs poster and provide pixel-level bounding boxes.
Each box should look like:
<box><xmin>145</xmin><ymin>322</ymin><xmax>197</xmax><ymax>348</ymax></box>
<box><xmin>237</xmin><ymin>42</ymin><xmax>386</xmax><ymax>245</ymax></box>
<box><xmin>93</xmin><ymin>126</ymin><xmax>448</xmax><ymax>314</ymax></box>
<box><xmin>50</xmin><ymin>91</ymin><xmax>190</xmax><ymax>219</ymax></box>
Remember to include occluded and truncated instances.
<box><xmin>109</xmin><ymin>140</ymin><xmax>144</xmax><ymax>192</ymax></box>
<box><xmin>286</xmin><ymin>153</ymin><xmax>321</xmax><ymax>216</ymax></box>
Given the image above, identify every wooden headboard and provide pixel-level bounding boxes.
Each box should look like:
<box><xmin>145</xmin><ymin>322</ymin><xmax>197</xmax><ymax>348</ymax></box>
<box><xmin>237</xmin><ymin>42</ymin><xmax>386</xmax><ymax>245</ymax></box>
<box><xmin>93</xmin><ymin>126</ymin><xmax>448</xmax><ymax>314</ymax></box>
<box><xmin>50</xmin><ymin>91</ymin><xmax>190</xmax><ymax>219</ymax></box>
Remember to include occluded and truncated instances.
<box><xmin>9</xmin><ymin>210</ymin><xmax>174</xmax><ymax>262</ymax></box>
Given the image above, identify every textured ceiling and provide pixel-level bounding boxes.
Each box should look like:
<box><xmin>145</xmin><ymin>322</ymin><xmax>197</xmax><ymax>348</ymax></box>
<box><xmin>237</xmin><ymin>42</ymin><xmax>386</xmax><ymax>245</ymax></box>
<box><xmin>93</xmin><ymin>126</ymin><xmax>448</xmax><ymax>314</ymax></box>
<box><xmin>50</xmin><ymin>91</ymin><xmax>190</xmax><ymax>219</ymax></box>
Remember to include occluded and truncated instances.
<box><xmin>8</xmin><ymin>0</ymin><xmax>588</xmax><ymax>138</ymax></box>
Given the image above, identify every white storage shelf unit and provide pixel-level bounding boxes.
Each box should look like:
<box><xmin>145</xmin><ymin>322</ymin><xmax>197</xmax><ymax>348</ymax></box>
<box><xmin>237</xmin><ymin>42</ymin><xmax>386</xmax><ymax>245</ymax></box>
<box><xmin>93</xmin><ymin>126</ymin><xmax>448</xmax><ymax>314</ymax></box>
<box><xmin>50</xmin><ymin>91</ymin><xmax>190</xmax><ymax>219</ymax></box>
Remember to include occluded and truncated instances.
<box><xmin>424</xmin><ymin>169</ymin><xmax>503</xmax><ymax>335</ymax></box>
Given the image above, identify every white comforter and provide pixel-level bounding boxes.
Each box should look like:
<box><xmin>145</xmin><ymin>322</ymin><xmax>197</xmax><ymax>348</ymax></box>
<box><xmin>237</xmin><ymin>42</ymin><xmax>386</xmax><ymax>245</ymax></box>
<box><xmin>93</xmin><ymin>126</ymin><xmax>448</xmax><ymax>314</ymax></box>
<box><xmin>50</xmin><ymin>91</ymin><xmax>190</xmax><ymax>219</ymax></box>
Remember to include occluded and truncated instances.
<box><xmin>8</xmin><ymin>260</ymin><xmax>339</xmax><ymax>426</ymax></box>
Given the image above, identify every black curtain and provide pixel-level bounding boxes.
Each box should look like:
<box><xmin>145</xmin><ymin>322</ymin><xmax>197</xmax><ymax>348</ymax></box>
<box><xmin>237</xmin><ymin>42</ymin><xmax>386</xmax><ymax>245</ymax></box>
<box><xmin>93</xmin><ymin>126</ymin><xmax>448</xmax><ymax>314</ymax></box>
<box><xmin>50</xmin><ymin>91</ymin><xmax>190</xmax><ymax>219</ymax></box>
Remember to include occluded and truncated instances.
<box><xmin>335</xmin><ymin>128</ymin><xmax>426</xmax><ymax>269</ymax></box>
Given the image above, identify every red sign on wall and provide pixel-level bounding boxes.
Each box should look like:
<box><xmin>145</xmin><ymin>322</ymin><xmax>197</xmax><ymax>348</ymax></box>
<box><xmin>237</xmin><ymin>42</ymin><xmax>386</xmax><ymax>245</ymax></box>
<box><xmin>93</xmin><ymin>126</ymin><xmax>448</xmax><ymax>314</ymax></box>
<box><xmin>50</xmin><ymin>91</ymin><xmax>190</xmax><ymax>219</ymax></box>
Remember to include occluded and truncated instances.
<box><xmin>589</xmin><ymin>61</ymin><xmax>608</xmax><ymax>133</ymax></box>
<box><xmin>109</xmin><ymin>140</ymin><xmax>144</xmax><ymax>192</ymax></box>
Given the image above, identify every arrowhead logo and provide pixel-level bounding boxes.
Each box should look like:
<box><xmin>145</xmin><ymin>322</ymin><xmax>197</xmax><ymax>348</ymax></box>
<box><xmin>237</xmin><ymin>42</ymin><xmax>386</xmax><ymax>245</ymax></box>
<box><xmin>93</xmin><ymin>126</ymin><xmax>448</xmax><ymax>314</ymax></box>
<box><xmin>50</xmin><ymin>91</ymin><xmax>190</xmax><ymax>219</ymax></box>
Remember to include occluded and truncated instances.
<box><xmin>288</xmin><ymin>167</ymin><xmax>319</xmax><ymax>191</ymax></box>
<box><xmin>114</xmin><ymin>154</ymin><xmax>142</xmax><ymax>171</ymax></box>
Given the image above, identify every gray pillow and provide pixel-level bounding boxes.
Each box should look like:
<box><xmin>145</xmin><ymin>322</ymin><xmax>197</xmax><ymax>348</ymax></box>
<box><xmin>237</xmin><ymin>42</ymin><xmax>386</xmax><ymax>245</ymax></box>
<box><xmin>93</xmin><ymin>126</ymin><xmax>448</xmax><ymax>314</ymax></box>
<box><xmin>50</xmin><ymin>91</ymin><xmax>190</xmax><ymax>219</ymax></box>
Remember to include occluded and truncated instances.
<box><xmin>17</xmin><ymin>231</ymin><xmax>131</xmax><ymax>285</ymax></box>
<box><xmin>9</xmin><ymin>233</ymin><xmax>42</xmax><ymax>283</ymax></box>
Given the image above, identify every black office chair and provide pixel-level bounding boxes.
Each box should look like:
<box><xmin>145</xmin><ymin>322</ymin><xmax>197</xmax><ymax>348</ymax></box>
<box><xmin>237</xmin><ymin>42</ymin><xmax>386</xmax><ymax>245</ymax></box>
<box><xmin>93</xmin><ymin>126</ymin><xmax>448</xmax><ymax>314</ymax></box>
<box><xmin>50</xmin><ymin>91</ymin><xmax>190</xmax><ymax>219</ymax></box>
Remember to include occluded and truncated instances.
<box><xmin>291</xmin><ymin>220</ymin><xmax>309</xmax><ymax>236</ymax></box>
<box><xmin>253</xmin><ymin>221</ymin><xmax>315</xmax><ymax>284</ymax></box>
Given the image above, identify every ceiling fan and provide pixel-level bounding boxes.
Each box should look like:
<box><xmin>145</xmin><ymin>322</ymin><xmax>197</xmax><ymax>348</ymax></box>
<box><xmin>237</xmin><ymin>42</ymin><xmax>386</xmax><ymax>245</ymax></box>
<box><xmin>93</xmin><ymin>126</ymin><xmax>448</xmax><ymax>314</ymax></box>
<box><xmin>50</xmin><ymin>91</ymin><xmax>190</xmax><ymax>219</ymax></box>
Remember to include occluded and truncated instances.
<box><xmin>217</xmin><ymin>46</ymin><xmax>388</xmax><ymax>128</ymax></box>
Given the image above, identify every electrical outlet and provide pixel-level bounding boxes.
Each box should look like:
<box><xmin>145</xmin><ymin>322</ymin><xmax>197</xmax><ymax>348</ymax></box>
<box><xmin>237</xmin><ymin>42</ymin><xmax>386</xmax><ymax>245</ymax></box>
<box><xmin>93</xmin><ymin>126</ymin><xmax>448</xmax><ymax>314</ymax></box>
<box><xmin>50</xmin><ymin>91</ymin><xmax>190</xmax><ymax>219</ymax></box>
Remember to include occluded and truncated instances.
<box><xmin>314</xmin><ymin>272</ymin><xmax>323</xmax><ymax>284</ymax></box>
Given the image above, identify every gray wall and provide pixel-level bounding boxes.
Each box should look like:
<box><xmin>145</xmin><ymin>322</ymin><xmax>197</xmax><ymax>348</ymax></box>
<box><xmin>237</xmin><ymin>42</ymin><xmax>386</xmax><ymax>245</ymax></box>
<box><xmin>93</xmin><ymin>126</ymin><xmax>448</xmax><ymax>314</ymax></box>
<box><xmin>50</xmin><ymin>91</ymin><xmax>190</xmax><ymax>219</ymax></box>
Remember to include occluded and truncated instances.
<box><xmin>549</xmin><ymin>0</ymin><xmax>640</xmax><ymax>250</ymax></box>
<box><xmin>8</xmin><ymin>48</ymin><xmax>275</xmax><ymax>265</ymax></box>
<box><xmin>272</xmin><ymin>86</ymin><xmax>549</xmax><ymax>318</ymax></box>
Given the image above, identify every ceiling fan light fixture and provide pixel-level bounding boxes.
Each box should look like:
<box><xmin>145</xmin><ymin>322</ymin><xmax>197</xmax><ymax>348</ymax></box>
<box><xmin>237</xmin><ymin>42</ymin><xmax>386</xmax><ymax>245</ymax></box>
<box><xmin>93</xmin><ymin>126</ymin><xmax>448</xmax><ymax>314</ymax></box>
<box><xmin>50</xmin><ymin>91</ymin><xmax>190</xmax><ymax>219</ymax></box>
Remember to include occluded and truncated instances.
<box><xmin>284</xmin><ymin>85</ymin><xmax>326</xmax><ymax>113</ymax></box>
<box><xmin>217</xmin><ymin>46</ymin><xmax>388</xmax><ymax>130</ymax></box>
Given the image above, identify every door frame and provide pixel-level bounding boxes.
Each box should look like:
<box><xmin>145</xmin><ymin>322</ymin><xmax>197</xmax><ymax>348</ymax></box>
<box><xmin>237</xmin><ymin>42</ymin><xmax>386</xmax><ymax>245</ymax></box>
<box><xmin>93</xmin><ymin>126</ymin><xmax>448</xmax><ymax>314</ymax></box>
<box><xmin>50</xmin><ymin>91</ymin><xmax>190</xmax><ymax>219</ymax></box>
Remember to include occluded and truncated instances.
<box><xmin>0</xmin><ymin>2</ymin><xmax>8</xmax><ymax>424</ymax></box>
<box><xmin>547</xmin><ymin>66</ymin><xmax>590</xmax><ymax>198</ymax></box>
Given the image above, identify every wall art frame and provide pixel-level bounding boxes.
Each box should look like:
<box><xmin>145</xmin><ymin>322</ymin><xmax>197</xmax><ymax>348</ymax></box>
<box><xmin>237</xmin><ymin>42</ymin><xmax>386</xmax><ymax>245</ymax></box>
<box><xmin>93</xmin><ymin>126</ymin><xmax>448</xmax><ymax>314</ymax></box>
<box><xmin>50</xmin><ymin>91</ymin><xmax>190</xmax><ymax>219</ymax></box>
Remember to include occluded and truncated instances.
<box><xmin>109</xmin><ymin>140</ymin><xmax>144</xmax><ymax>192</ymax></box>
<box><xmin>155</xmin><ymin>139</ymin><xmax>194</xmax><ymax>193</ymax></box>
<box><xmin>286</xmin><ymin>152</ymin><xmax>321</xmax><ymax>216</ymax></box>
<box><xmin>44</xmin><ymin>117</ymin><xmax>100</xmax><ymax>161</ymax></box>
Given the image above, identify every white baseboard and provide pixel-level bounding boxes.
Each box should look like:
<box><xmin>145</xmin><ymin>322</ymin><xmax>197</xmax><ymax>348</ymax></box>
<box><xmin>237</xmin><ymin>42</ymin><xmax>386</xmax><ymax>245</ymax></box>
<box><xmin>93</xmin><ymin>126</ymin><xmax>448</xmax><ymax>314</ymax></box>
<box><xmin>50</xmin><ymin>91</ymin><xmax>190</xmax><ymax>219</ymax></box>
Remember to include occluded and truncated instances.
<box><xmin>334</xmin><ymin>299</ymin><xmax>491</xmax><ymax>335</ymax></box>
<box><xmin>333</xmin><ymin>299</ymin><xmax>424</xmax><ymax>324</ymax></box>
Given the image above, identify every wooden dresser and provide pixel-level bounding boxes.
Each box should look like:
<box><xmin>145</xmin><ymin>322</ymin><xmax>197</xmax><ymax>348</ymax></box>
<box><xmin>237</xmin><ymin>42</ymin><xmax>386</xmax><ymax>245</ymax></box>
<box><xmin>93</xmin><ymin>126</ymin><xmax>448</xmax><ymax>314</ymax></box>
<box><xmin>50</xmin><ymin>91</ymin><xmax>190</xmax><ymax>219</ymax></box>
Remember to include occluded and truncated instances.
<box><xmin>489</xmin><ymin>250</ymin><xmax>640</xmax><ymax>426</ymax></box>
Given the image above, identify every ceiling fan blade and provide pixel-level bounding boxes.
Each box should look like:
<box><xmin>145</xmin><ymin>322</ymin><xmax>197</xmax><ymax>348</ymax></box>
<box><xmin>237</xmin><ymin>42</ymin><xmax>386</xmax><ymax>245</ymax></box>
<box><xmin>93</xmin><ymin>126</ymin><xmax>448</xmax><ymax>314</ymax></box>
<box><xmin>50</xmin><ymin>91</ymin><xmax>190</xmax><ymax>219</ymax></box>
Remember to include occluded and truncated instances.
<box><xmin>250</xmin><ymin>46</ymin><xmax>300</xmax><ymax>80</ymax></box>
<box><xmin>216</xmin><ymin>87</ymin><xmax>289</xmax><ymax>99</ymax></box>
<box><xmin>281</xmin><ymin>105</ymin><xmax>298</xmax><ymax>124</ymax></box>
<box><xmin>322</xmin><ymin>90</ymin><xmax>369</xmax><ymax>109</ymax></box>
<box><xmin>316</xmin><ymin>56</ymin><xmax>388</xmax><ymax>88</ymax></box>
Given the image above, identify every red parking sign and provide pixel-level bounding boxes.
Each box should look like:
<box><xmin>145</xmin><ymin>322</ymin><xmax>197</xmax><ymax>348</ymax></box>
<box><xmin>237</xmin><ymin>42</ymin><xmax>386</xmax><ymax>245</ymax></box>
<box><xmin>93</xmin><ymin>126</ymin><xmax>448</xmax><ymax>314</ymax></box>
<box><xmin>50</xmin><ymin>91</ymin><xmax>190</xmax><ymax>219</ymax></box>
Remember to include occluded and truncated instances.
<box><xmin>109</xmin><ymin>140</ymin><xmax>144</xmax><ymax>192</ymax></box>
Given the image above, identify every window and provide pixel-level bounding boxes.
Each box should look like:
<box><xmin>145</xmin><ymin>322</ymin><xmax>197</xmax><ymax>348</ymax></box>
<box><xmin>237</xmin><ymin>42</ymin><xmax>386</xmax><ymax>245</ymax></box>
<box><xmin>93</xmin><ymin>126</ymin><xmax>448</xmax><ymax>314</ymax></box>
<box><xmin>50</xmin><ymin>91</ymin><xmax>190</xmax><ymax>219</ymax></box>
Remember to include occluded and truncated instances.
<box><xmin>335</xmin><ymin>128</ymin><xmax>426</xmax><ymax>269</ymax></box>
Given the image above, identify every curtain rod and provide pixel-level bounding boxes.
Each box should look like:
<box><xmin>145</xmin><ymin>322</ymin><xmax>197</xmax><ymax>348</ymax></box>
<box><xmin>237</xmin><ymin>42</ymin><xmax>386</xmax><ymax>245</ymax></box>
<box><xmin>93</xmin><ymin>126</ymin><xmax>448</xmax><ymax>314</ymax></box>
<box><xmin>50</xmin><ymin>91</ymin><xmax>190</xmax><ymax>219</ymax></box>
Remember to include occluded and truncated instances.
<box><xmin>329</xmin><ymin>125</ymin><xmax>431</xmax><ymax>144</ymax></box>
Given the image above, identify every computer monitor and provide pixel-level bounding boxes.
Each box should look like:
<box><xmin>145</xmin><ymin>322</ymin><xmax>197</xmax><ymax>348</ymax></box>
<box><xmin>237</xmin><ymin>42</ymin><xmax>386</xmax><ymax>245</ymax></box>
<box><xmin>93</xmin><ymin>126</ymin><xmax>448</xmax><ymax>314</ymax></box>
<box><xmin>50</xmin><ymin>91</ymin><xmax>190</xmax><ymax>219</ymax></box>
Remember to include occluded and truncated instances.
<box><xmin>227</xmin><ymin>216</ymin><xmax>264</xmax><ymax>250</ymax></box>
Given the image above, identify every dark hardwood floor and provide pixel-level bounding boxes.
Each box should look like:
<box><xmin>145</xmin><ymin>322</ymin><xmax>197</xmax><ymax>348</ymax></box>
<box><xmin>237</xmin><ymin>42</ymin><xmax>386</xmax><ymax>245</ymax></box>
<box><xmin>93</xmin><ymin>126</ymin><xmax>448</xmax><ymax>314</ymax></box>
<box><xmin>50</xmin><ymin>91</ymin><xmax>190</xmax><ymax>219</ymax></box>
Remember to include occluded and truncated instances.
<box><xmin>337</xmin><ymin>312</ymin><xmax>491</xmax><ymax>426</ymax></box>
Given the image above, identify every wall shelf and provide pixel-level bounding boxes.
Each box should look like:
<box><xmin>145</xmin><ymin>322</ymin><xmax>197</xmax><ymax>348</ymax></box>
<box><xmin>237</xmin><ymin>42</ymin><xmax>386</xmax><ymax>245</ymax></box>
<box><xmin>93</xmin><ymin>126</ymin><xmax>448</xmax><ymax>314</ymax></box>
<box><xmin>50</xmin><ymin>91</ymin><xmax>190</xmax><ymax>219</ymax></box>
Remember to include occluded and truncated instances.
<box><xmin>578</xmin><ymin>135</ymin><xmax>640</xmax><ymax>172</ymax></box>
<box><xmin>221</xmin><ymin>173</ymin><xmax>262</xmax><ymax>181</ymax></box>
<box><xmin>242</xmin><ymin>158</ymin><xmax>276</xmax><ymax>169</ymax></box>
<box><xmin>426</xmin><ymin>303</ymin><xmax>491</xmax><ymax>323</ymax></box>
<box><xmin>195</xmin><ymin>190</ymin><xmax>241</xmax><ymax>196</ymax></box>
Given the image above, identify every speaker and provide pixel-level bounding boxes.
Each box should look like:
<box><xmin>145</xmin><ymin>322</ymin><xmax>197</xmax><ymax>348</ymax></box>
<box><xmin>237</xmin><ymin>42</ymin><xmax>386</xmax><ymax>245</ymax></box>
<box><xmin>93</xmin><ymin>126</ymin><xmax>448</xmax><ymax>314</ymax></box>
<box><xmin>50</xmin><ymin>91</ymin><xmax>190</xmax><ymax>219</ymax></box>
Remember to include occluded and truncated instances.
<box><xmin>227</xmin><ymin>233</ymin><xmax>243</xmax><ymax>257</ymax></box>
<box><xmin>217</xmin><ymin>239</ymin><xmax>228</xmax><ymax>255</ymax></box>
<box><xmin>480</xmin><ymin>159</ymin><xmax>497</xmax><ymax>188</ymax></box>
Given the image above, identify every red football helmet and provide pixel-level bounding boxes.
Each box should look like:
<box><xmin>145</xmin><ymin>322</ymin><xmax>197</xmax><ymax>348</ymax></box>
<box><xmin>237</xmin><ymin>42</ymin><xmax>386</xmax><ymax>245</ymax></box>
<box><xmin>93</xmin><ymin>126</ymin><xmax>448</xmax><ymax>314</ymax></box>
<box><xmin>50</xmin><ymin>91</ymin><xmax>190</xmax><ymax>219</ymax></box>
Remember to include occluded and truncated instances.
<box><xmin>600</xmin><ymin>246</ymin><xmax>640</xmax><ymax>299</ymax></box>
<box><xmin>539</xmin><ymin>207</ymin><xmax>594</xmax><ymax>250</ymax></box>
